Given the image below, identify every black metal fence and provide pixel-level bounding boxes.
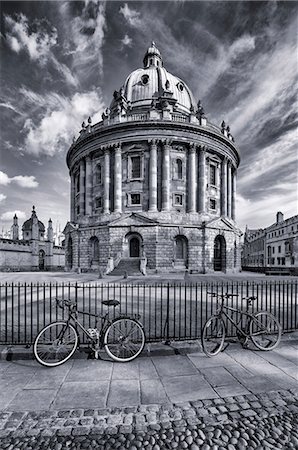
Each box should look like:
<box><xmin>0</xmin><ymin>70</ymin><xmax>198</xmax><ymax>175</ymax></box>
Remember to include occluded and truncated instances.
<box><xmin>0</xmin><ymin>281</ymin><xmax>297</xmax><ymax>345</ymax></box>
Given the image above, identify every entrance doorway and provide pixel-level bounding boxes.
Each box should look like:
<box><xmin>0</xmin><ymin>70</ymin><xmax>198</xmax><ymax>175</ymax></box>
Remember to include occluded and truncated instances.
<box><xmin>214</xmin><ymin>235</ymin><xmax>226</xmax><ymax>271</ymax></box>
<box><xmin>174</xmin><ymin>235</ymin><xmax>188</xmax><ymax>267</ymax></box>
<box><xmin>129</xmin><ymin>237</ymin><xmax>140</xmax><ymax>257</ymax></box>
<box><xmin>39</xmin><ymin>249</ymin><xmax>45</xmax><ymax>270</ymax></box>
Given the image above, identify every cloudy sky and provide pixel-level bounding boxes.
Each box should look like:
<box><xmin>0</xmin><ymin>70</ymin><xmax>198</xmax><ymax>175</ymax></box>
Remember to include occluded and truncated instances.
<box><xmin>0</xmin><ymin>0</ymin><xmax>297</xmax><ymax>234</ymax></box>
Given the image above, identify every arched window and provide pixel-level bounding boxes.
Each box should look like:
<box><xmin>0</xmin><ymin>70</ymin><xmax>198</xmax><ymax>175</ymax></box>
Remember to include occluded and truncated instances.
<box><xmin>96</xmin><ymin>164</ymin><xmax>102</xmax><ymax>184</ymax></box>
<box><xmin>173</xmin><ymin>159</ymin><xmax>183</xmax><ymax>180</ymax></box>
<box><xmin>90</xmin><ymin>237</ymin><xmax>99</xmax><ymax>263</ymax></box>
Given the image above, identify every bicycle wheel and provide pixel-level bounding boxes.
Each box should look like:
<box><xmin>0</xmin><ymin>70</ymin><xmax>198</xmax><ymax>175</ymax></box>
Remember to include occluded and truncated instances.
<box><xmin>34</xmin><ymin>321</ymin><xmax>78</xmax><ymax>367</ymax></box>
<box><xmin>249</xmin><ymin>311</ymin><xmax>281</xmax><ymax>351</ymax></box>
<box><xmin>202</xmin><ymin>315</ymin><xmax>226</xmax><ymax>357</ymax></box>
<box><xmin>104</xmin><ymin>317</ymin><xmax>145</xmax><ymax>362</ymax></box>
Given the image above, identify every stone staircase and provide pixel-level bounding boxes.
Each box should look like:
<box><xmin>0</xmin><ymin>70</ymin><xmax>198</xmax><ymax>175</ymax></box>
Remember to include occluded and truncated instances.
<box><xmin>108</xmin><ymin>258</ymin><xmax>142</xmax><ymax>276</ymax></box>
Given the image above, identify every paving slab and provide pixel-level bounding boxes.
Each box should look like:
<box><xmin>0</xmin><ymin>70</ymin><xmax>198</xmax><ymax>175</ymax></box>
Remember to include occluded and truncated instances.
<box><xmin>247</xmin><ymin>363</ymin><xmax>298</xmax><ymax>389</ymax></box>
<box><xmin>254</xmin><ymin>349</ymin><xmax>298</xmax><ymax>368</ymax></box>
<box><xmin>139</xmin><ymin>358</ymin><xmax>159</xmax><ymax>380</ymax></box>
<box><xmin>199</xmin><ymin>366</ymin><xmax>242</xmax><ymax>387</ymax></box>
<box><xmin>23</xmin><ymin>372</ymin><xmax>66</xmax><ymax>390</ymax></box>
<box><xmin>140</xmin><ymin>379</ymin><xmax>168</xmax><ymax>404</ymax></box>
<box><xmin>225</xmin><ymin>348</ymin><xmax>268</xmax><ymax>366</ymax></box>
<box><xmin>152</xmin><ymin>355</ymin><xmax>197</xmax><ymax>377</ymax></box>
<box><xmin>214</xmin><ymin>383</ymin><xmax>250</xmax><ymax>397</ymax></box>
<box><xmin>162</xmin><ymin>374</ymin><xmax>218</xmax><ymax>403</ymax></box>
<box><xmin>273</xmin><ymin>345</ymin><xmax>298</xmax><ymax>364</ymax></box>
<box><xmin>6</xmin><ymin>389</ymin><xmax>57</xmax><ymax>411</ymax></box>
<box><xmin>228</xmin><ymin>375</ymin><xmax>282</xmax><ymax>394</ymax></box>
<box><xmin>188</xmin><ymin>351</ymin><xmax>236</xmax><ymax>369</ymax></box>
<box><xmin>107</xmin><ymin>379</ymin><xmax>140</xmax><ymax>407</ymax></box>
<box><xmin>112</xmin><ymin>361</ymin><xmax>139</xmax><ymax>380</ymax></box>
<box><xmin>66</xmin><ymin>359</ymin><xmax>112</xmax><ymax>382</ymax></box>
<box><xmin>51</xmin><ymin>381</ymin><xmax>109</xmax><ymax>409</ymax></box>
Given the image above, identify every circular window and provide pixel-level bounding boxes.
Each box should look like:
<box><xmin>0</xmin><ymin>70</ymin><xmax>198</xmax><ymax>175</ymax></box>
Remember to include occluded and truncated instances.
<box><xmin>141</xmin><ymin>74</ymin><xmax>149</xmax><ymax>85</ymax></box>
<box><xmin>177</xmin><ymin>82</ymin><xmax>184</xmax><ymax>92</ymax></box>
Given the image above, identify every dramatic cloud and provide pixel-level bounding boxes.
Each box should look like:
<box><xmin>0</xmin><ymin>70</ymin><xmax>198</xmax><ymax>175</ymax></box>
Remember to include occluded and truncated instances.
<box><xmin>23</xmin><ymin>91</ymin><xmax>105</xmax><ymax>156</ymax></box>
<box><xmin>121</xmin><ymin>34</ymin><xmax>132</xmax><ymax>47</ymax></box>
<box><xmin>0</xmin><ymin>210</ymin><xmax>26</xmax><ymax>221</ymax></box>
<box><xmin>60</xmin><ymin>1</ymin><xmax>106</xmax><ymax>83</ymax></box>
<box><xmin>5</xmin><ymin>13</ymin><xmax>57</xmax><ymax>63</ymax></box>
<box><xmin>0</xmin><ymin>194</ymin><xmax>7</xmax><ymax>203</ymax></box>
<box><xmin>119</xmin><ymin>3</ymin><xmax>141</xmax><ymax>27</ymax></box>
<box><xmin>5</xmin><ymin>13</ymin><xmax>78</xmax><ymax>87</ymax></box>
<box><xmin>0</xmin><ymin>171</ymin><xmax>38</xmax><ymax>188</ymax></box>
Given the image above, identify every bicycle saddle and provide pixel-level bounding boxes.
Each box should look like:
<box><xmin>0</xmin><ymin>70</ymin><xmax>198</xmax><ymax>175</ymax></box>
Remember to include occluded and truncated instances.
<box><xmin>102</xmin><ymin>300</ymin><xmax>120</xmax><ymax>307</ymax></box>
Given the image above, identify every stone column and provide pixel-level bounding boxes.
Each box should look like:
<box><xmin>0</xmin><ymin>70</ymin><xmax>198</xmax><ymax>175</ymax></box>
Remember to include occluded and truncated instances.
<box><xmin>162</xmin><ymin>140</ymin><xmax>171</xmax><ymax>211</ymax></box>
<box><xmin>104</xmin><ymin>147</ymin><xmax>110</xmax><ymax>214</ymax></box>
<box><xmin>149</xmin><ymin>139</ymin><xmax>158</xmax><ymax>212</ymax></box>
<box><xmin>198</xmin><ymin>146</ymin><xmax>206</xmax><ymax>213</ymax></box>
<box><xmin>70</xmin><ymin>173</ymin><xmax>75</xmax><ymax>222</ymax></box>
<box><xmin>85</xmin><ymin>156</ymin><xmax>92</xmax><ymax>215</ymax></box>
<box><xmin>188</xmin><ymin>143</ymin><xmax>197</xmax><ymax>212</ymax></box>
<box><xmin>220</xmin><ymin>157</ymin><xmax>227</xmax><ymax>217</ymax></box>
<box><xmin>232</xmin><ymin>168</ymin><xmax>236</xmax><ymax>220</ymax></box>
<box><xmin>227</xmin><ymin>161</ymin><xmax>232</xmax><ymax>218</ymax></box>
<box><xmin>79</xmin><ymin>159</ymin><xmax>85</xmax><ymax>216</ymax></box>
<box><xmin>114</xmin><ymin>143</ymin><xmax>122</xmax><ymax>213</ymax></box>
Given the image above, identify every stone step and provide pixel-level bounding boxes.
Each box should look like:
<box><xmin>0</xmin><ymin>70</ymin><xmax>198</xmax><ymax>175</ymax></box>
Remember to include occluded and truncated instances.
<box><xmin>108</xmin><ymin>258</ymin><xmax>142</xmax><ymax>276</ymax></box>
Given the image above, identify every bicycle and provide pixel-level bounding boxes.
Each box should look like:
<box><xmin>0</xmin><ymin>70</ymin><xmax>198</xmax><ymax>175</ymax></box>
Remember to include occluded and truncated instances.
<box><xmin>201</xmin><ymin>292</ymin><xmax>282</xmax><ymax>357</ymax></box>
<box><xmin>33</xmin><ymin>298</ymin><xmax>146</xmax><ymax>367</ymax></box>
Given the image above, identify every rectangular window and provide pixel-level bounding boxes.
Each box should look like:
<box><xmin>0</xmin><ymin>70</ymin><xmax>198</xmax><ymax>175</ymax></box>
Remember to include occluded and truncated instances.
<box><xmin>130</xmin><ymin>193</ymin><xmax>141</xmax><ymax>205</ymax></box>
<box><xmin>272</xmin><ymin>247</ymin><xmax>275</xmax><ymax>254</ymax></box>
<box><xmin>278</xmin><ymin>245</ymin><xmax>281</xmax><ymax>253</ymax></box>
<box><xmin>209</xmin><ymin>165</ymin><xmax>216</xmax><ymax>185</ymax></box>
<box><xmin>131</xmin><ymin>156</ymin><xmax>141</xmax><ymax>179</ymax></box>
<box><xmin>174</xmin><ymin>194</ymin><xmax>183</xmax><ymax>206</ymax></box>
<box><xmin>291</xmin><ymin>257</ymin><xmax>295</xmax><ymax>265</ymax></box>
<box><xmin>271</xmin><ymin>258</ymin><xmax>275</xmax><ymax>265</ymax></box>
<box><xmin>95</xmin><ymin>197</ymin><xmax>102</xmax><ymax>209</ymax></box>
<box><xmin>281</xmin><ymin>257</ymin><xmax>285</xmax><ymax>266</ymax></box>
<box><xmin>76</xmin><ymin>205</ymin><xmax>80</xmax><ymax>215</ymax></box>
<box><xmin>210</xmin><ymin>199</ymin><xmax>216</xmax><ymax>210</ymax></box>
<box><xmin>277</xmin><ymin>257</ymin><xmax>280</xmax><ymax>265</ymax></box>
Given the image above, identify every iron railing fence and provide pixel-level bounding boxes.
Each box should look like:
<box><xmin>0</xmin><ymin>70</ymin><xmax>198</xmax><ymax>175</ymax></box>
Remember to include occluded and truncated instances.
<box><xmin>0</xmin><ymin>281</ymin><xmax>297</xmax><ymax>345</ymax></box>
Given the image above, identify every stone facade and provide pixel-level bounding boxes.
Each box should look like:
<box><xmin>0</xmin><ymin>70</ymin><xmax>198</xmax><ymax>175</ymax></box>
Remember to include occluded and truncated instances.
<box><xmin>0</xmin><ymin>207</ymin><xmax>65</xmax><ymax>271</ymax></box>
<box><xmin>242</xmin><ymin>212</ymin><xmax>298</xmax><ymax>275</ymax></box>
<box><xmin>64</xmin><ymin>43</ymin><xmax>241</xmax><ymax>274</ymax></box>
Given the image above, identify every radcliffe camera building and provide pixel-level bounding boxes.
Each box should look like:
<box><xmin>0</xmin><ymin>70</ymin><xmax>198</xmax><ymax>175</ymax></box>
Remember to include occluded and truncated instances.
<box><xmin>64</xmin><ymin>43</ymin><xmax>241</xmax><ymax>274</ymax></box>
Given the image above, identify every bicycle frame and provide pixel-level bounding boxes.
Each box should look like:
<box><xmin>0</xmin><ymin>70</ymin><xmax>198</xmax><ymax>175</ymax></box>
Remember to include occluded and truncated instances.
<box><xmin>216</xmin><ymin>304</ymin><xmax>255</xmax><ymax>338</ymax></box>
<box><xmin>60</xmin><ymin>308</ymin><xmax>111</xmax><ymax>347</ymax></box>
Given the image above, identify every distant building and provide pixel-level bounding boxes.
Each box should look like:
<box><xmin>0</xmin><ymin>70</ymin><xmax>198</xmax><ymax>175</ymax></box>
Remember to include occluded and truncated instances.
<box><xmin>64</xmin><ymin>43</ymin><xmax>241</xmax><ymax>274</ymax></box>
<box><xmin>242</xmin><ymin>212</ymin><xmax>298</xmax><ymax>275</ymax></box>
<box><xmin>0</xmin><ymin>206</ymin><xmax>65</xmax><ymax>271</ymax></box>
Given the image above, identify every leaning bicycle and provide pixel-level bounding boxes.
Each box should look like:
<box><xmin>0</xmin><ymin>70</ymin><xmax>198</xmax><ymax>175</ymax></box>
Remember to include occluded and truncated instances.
<box><xmin>34</xmin><ymin>298</ymin><xmax>146</xmax><ymax>367</ymax></box>
<box><xmin>201</xmin><ymin>292</ymin><xmax>282</xmax><ymax>357</ymax></box>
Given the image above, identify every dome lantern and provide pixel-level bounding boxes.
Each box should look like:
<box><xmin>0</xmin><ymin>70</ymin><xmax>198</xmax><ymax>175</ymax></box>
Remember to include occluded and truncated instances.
<box><xmin>143</xmin><ymin>41</ymin><xmax>163</xmax><ymax>68</ymax></box>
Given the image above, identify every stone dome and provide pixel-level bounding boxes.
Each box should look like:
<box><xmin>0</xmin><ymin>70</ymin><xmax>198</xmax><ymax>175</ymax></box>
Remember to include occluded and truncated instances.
<box><xmin>110</xmin><ymin>42</ymin><xmax>196</xmax><ymax>116</ymax></box>
<box><xmin>22</xmin><ymin>206</ymin><xmax>45</xmax><ymax>232</ymax></box>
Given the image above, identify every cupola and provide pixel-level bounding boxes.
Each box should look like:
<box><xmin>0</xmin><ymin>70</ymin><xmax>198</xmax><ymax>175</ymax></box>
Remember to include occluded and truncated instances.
<box><xmin>143</xmin><ymin>41</ymin><xmax>163</xmax><ymax>68</ymax></box>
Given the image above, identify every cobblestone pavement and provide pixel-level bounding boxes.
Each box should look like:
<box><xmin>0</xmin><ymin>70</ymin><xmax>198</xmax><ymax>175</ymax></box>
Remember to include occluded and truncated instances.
<box><xmin>0</xmin><ymin>388</ymin><xmax>297</xmax><ymax>449</ymax></box>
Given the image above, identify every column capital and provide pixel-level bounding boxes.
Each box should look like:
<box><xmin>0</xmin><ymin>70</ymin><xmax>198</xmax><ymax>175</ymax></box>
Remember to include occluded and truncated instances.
<box><xmin>113</xmin><ymin>142</ymin><xmax>121</xmax><ymax>151</ymax></box>
<box><xmin>148</xmin><ymin>138</ymin><xmax>158</xmax><ymax>147</ymax></box>
<box><xmin>189</xmin><ymin>142</ymin><xmax>196</xmax><ymax>153</ymax></box>
<box><xmin>161</xmin><ymin>138</ymin><xmax>172</xmax><ymax>147</ymax></box>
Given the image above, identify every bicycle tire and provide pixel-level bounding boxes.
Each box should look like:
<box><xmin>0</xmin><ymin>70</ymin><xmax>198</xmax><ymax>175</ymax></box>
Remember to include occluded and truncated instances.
<box><xmin>201</xmin><ymin>315</ymin><xmax>226</xmax><ymax>357</ymax></box>
<box><xmin>249</xmin><ymin>311</ymin><xmax>282</xmax><ymax>351</ymax></box>
<box><xmin>34</xmin><ymin>321</ymin><xmax>78</xmax><ymax>367</ymax></box>
<box><xmin>104</xmin><ymin>317</ymin><xmax>145</xmax><ymax>362</ymax></box>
